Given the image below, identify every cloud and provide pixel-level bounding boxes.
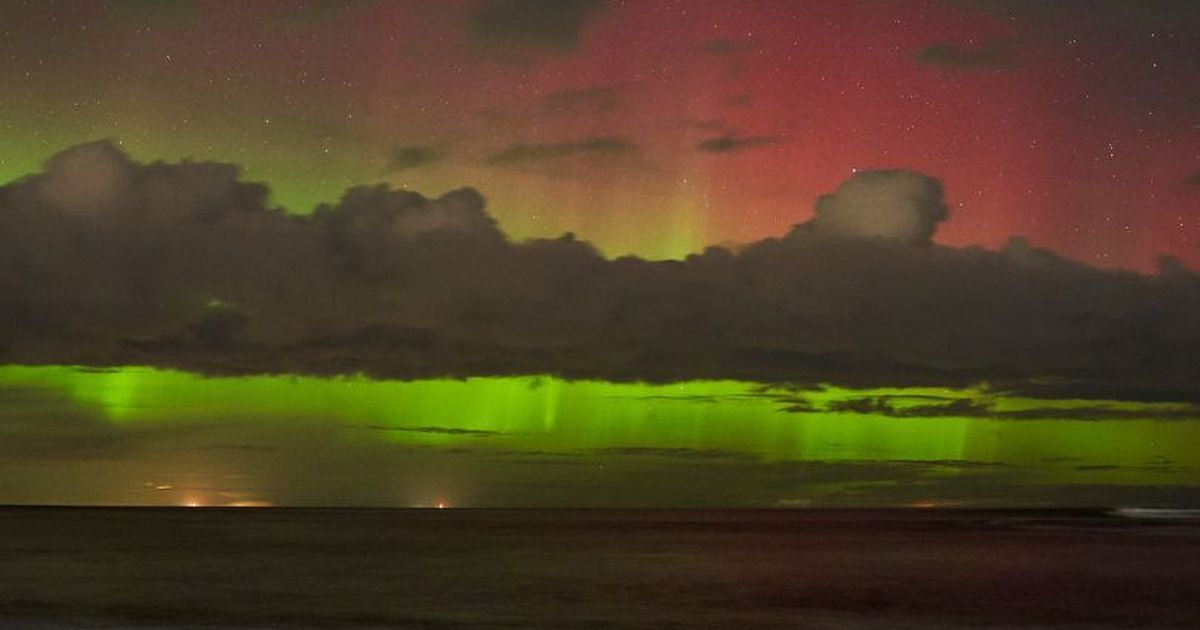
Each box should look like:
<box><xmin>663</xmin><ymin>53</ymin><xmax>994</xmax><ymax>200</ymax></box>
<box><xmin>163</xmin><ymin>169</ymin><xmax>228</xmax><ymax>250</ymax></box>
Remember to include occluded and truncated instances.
<box><xmin>807</xmin><ymin>170</ymin><xmax>948</xmax><ymax>244</ymax></box>
<box><xmin>485</xmin><ymin>136</ymin><xmax>635</xmax><ymax>166</ymax></box>
<box><xmin>386</xmin><ymin>145</ymin><xmax>444</xmax><ymax>173</ymax></box>
<box><xmin>1184</xmin><ymin>174</ymin><xmax>1200</xmax><ymax>187</ymax></box>
<box><xmin>3</xmin><ymin>142</ymin><xmax>1200</xmax><ymax>402</ymax></box>
<box><xmin>914</xmin><ymin>40</ymin><xmax>1019</xmax><ymax>70</ymax></box>
<box><xmin>809</xmin><ymin>396</ymin><xmax>1200</xmax><ymax>421</ymax></box>
<box><xmin>467</xmin><ymin>0</ymin><xmax>605</xmax><ymax>53</ymax></box>
<box><xmin>696</xmin><ymin>134</ymin><xmax>782</xmax><ymax>154</ymax></box>
<box><xmin>36</xmin><ymin>141</ymin><xmax>135</xmax><ymax>212</ymax></box>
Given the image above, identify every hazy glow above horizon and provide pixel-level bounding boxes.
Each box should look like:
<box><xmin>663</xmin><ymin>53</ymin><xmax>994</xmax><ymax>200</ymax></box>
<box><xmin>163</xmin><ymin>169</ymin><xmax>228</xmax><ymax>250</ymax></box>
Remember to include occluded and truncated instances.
<box><xmin>1</xmin><ymin>365</ymin><xmax>1196</xmax><ymax>507</ymax></box>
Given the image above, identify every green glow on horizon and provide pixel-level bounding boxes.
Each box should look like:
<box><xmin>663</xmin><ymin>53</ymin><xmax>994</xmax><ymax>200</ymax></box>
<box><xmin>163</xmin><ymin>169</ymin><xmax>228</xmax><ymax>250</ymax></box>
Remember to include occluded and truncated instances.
<box><xmin>2</xmin><ymin>365</ymin><xmax>1197</xmax><ymax>487</ymax></box>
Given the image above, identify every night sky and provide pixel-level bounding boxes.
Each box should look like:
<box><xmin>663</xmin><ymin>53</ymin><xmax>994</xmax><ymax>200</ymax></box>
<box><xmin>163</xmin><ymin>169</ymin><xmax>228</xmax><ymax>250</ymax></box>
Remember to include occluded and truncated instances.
<box><xmin>1</xmin><ymin>0</ymin><xmax>1198</xmax><ymax>507</ymax></box>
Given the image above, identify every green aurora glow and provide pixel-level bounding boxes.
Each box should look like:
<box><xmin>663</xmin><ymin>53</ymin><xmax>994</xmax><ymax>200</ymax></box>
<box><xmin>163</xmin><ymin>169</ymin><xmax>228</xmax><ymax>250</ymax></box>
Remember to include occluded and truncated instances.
<box><xmin>1</xmin><ymin>366</ymin><xmax>1196</xmax><ymax>507</ymax></box>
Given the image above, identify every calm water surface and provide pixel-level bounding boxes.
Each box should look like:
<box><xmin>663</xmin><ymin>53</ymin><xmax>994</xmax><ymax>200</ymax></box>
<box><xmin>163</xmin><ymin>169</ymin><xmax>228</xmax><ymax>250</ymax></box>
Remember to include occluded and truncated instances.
<box><xmin>2</xmin><ymin>507</ymin><xmax>1199</xmax><ymax>629</ymax></box>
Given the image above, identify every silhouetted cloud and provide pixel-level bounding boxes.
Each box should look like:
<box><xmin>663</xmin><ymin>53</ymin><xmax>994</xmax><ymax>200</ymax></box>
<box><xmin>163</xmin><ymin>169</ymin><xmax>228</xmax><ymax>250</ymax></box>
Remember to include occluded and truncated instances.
<box><xmin>697</xmin><ymin>134</ymin><xmax>782</xmax><ymax>154</ymax></box>
<box><xmin>386</xmin><ymin>145</ymin><xmax>444</xmax><ymax>172</ymax></box>
<box><xmin>3</xmin><ymin>142</ymin><xmax>1200</xmax><ymax>402</ymax></box>
<box><xmin>1184</xmin><ymin>173</ymin><xmax>1200</xmax><ymax>187</ymax></box>
<box><xmin>811</xmin><ymin>396</ymin><xmax>1200</xmax><ymax>421</ymax></box>
<box><xmin>914</xmin><ymin>39</ymin><xmax>1019</xmax><ymax>70</ymax></box>
<box><xmin>485</xmin><ymin>136</ymin><xmax>635</xmax><ymax>166</ymax></box>
<box><xmin>467</xmin><ymin>0</ymin><xmax>605</xmax><ymax>53</ymax></box>
<box><xmin>807</xmin><ymin>170</ymin><xmax>948</xmax><ymax>244</ymax></box>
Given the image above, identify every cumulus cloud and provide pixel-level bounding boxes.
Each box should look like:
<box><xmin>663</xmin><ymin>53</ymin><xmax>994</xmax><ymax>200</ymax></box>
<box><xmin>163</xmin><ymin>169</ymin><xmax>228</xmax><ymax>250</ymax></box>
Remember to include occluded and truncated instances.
<box><xmin>37</xmin><ymin>141</ymin><xmax>135</xmax><ymax>212</ymax></box>
<box><xmin>914</xmin><ymin>40</ymin><xmax>1020</xmax><ymax>71</ymax></box>
<box><xmin>3</xmin><ymin>142</ymin><xmax>1200</xmax><ymax>402</ymax></box>
<box><xmin>808</xmin><ymin>170</ymin><xmax>948</xmax><ymax>244</ymax></box>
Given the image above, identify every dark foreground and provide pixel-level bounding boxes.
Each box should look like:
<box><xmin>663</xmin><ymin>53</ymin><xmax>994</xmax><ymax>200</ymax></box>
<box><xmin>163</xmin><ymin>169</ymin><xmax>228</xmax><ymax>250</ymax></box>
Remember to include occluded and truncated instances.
<box><xmin>1</xmin><ymin>508</ymin><xmax>1199</xmax><ymax>629</ymax></box>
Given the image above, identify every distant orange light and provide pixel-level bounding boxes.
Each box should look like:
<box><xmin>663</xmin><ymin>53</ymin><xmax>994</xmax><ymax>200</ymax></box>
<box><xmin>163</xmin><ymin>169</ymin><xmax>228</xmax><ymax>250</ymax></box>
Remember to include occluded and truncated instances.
<box><xmin>436</xmin><ymin>502</ymin><xmax>446</xmax><ymax>509</ymax></box>
<box><xmin>226</xmin><ymin>500</ymin><xmax>275</xmax><ymax>508</ymax></box>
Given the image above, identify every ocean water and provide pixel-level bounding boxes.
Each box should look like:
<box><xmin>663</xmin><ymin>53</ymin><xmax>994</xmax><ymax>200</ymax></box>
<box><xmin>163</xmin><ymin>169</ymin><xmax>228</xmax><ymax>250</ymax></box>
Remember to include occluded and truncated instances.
<box><xmin>1</xmin><ymin>507</ymin><xmax>1199</xmax><ymax>629</ymax></box>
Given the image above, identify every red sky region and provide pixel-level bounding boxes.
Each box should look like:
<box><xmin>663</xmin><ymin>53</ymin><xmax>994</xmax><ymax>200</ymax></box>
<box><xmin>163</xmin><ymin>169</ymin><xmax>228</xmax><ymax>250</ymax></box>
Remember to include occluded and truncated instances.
<box><xmin>551</xmin><ymin>0</ymin><xmax>1199</xmax><ymax>269</ymax></box>
<box><xmin>1</xmin><ymin>0</ymin><xmax>1197</xmax><ymax>270</ymax></box>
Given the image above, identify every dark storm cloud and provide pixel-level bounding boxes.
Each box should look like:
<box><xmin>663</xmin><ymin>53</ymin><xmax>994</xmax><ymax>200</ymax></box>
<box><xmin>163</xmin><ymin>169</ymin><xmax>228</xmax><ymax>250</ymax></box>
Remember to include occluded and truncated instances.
<box><xmin>696</xmin><ymin>134</ymin><xmax>782</xmax><ymax>154</ymax></box>
<box><xmin>914</xmin><ymin>40</ymin><xmax>1020</xmax><ymax>71</ymax></box>
<box><xmin>386</xmin><ymin>145</ymin><xmax>444</xmax><ymax>173</ymax></box>
<box><xmin>3</xmin><ymin>142</ymin><xmax>1200</xmax><ymax>402</ymax></box>
<box><xmin>1184</xmin><ymin>174</ymin><xmax>1200</xmax><ymax>187</ymax></box>
<box><xmin>467</xmin><ymin>0</ymin><xmax>605</xmax><ymax>52</ymax></box>
<box><xmin>485</xmin><ymin>136</ymin><xmax>635</xmax><ymax>166</ymax></box>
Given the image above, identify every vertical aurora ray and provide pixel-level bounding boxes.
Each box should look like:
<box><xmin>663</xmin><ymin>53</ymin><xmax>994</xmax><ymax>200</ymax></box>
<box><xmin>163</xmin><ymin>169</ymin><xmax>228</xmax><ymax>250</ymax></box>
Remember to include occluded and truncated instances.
<box><xmin>1</xmin><ymin>366</ymin><xmax>1196</xmax><ymax>507</ymax></box>
<box><xmin>3</xmin><ymin>2</ymin><xmax>1194</xmax><ymax>267</ymax></box>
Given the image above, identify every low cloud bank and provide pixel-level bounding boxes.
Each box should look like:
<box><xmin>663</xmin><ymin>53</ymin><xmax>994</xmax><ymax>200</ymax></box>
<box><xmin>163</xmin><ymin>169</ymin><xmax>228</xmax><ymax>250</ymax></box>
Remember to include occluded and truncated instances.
<box><xmin>2</xmin><ymin>142</ymin><xmax>1198</xmax><ymax>400</ymax></box>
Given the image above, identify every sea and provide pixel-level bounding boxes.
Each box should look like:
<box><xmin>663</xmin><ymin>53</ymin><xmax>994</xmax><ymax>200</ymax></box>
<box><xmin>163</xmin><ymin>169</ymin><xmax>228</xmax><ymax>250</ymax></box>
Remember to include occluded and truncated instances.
<box><xmin>1</xmin><ymin>507</ymin><xmax>1198</xmax><ymax>629</ymax></box>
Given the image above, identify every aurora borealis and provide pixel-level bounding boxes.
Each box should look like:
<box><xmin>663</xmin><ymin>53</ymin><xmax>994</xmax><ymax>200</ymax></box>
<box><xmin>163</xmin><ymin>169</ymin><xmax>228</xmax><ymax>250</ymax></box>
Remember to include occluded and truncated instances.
<box><xmin>3</xmin><ymin>366</ymin><xmax>1198</xmax><ymax>507</ymax></box>
<box><xmin>1</xmin><ymin>0</ymin><xmax>1199</xmax><ymax>507</ymax></box>
<box><xmin>1</xmin><ymin>0</ymin><xmax>1196</xmax><ymax>265</ymax></box>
